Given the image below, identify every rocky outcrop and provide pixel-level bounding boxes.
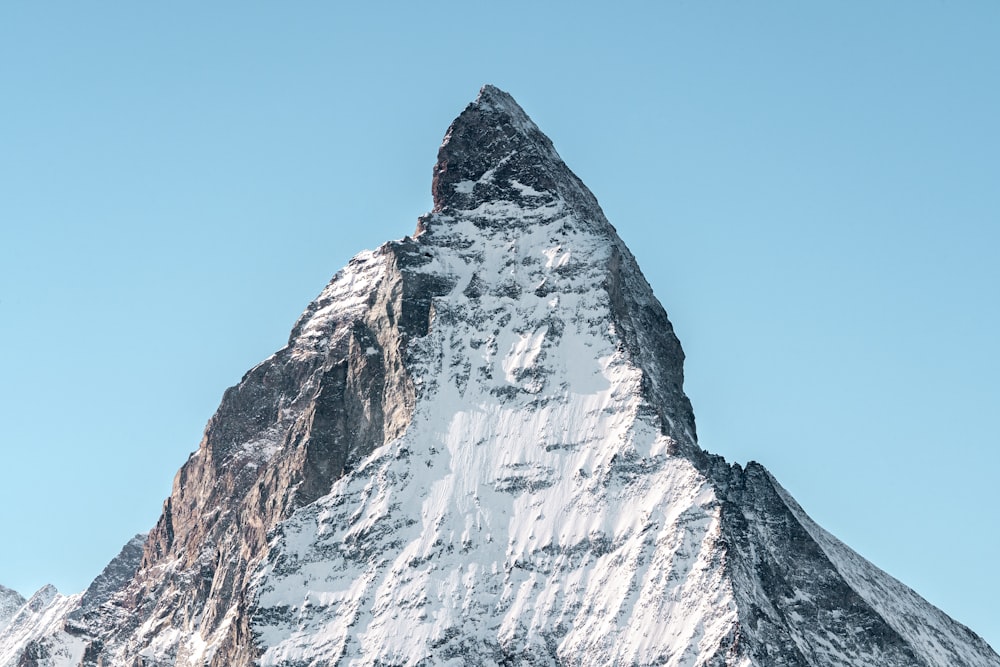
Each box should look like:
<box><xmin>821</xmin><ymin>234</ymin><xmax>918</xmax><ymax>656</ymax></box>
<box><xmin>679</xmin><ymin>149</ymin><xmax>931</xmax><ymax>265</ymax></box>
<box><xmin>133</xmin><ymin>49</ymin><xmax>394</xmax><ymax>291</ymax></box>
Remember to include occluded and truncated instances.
<box><xmin>67</xmin><ymin>534</ymin><xmax>145</xmax><ymax>626</ymax></box>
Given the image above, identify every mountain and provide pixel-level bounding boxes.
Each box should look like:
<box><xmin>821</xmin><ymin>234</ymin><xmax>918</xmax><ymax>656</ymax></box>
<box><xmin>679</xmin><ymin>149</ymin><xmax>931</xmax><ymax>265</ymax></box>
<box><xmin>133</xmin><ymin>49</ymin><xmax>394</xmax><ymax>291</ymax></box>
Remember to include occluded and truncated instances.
<box><xmin>1</xmin><ymin>85</ymin><xmax>997</xmax><ymax>666</ymax></box>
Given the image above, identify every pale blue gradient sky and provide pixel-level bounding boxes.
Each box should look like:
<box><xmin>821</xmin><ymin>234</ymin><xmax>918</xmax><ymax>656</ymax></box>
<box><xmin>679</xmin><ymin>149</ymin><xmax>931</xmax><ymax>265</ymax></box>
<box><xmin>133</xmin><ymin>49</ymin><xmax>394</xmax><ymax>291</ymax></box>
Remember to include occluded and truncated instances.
<box><xmin>1</xmin><ymin>1</ymin><xmax>997</xmax><ymax>649</ymax></box>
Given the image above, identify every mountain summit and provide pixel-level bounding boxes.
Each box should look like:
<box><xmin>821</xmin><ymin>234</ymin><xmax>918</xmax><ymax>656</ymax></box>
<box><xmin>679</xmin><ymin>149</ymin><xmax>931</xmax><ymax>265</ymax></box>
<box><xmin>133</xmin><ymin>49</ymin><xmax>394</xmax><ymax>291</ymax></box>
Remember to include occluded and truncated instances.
<box><xmin>432</xmin><ymin>85</ymin><xmax>585</xmax><ymax>213</ymax></box>
<box><xmin>1</xmin><ymin>85</ymin><xmax>996</xmax><ymax>666</ymax></box>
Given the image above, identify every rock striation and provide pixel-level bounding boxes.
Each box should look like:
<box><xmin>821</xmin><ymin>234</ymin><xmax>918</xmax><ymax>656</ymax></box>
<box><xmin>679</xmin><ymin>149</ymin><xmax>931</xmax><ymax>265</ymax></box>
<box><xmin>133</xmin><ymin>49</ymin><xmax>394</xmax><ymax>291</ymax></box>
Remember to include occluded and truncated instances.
<box><xmin>1</xmin><ymin>85</ymin><xmax>997</xmax><ymax>666</ymax></box>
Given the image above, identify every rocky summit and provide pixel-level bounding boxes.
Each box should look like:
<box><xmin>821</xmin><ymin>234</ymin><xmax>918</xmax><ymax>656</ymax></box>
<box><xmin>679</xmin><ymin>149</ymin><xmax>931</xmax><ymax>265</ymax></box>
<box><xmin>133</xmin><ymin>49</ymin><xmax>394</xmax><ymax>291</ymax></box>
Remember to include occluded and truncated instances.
<box><xmin>1</xmin><ymin>86</ymin><xmax>997</xmax><ymax>667</ymax></box>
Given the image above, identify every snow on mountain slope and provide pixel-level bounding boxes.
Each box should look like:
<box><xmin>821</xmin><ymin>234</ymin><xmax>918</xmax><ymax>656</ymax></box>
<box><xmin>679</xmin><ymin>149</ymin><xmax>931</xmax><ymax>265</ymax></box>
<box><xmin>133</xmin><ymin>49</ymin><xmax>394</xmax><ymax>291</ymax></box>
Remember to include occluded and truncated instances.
<box><xmin>252</xmin><ymin>163</ymin><xmax>743</xmax><ymax>665</ymax></box>
<box><xmin>245</xmin><ymin>86</ymin><xmax>1000</xmax><ymax>666</ymax></box>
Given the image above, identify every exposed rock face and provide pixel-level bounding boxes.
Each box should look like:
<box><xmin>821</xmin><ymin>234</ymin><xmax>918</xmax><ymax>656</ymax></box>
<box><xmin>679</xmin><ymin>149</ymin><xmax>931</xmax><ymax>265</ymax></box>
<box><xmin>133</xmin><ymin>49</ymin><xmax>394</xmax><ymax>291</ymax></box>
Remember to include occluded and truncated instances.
<box><xmin>67</xmin><ymin>534</ymin><xmax>146</xmax><ymax>626</ymax></box>
<box><xmin>80</xmin><ymin>234</ymin><xmax>454</xmax><ymax>665</ymax></box>
<box><xmin>1</xmin><ymin>85</ymin><xmax>997</xmax><ymax>666</ymax></box>
<box><xmin>431</xmin><ymin>86</ymin><xmax>697</xmax><ymax>455</ymax></box>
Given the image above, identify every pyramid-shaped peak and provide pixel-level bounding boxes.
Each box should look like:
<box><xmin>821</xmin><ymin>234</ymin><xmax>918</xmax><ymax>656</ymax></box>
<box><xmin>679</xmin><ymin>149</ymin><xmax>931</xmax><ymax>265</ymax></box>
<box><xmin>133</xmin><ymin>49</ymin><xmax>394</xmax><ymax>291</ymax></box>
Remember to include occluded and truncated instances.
<box><xmin>432</xmin><ymin>85</ymin><xmax>591</xmax><ymax>213</ymax></box>
<box><xmin>3</xmin><ymin>85</ymin><xmax>998</xmax><ymax>667</ymax></box>
<box><xmin>469</xmin><ymin>84</ymin><xmax>539</xmax><ymax>132</ymax></box>
<box><xmin>25</xmin><ymin>584</ymin><xmax>58</xmax><ymax>611</ymax></box>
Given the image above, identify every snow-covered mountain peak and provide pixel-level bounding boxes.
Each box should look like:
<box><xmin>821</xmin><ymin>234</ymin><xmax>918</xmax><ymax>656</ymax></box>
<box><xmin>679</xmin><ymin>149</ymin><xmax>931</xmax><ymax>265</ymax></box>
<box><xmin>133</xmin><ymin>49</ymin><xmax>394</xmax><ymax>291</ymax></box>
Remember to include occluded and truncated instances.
<box><xmin>0</xmin><ymin>85</ymin><xmax>996</xmax><ymax>666</ymax></box>
<box><xmin>247</xmin><ymin>87</ymin><xmax>1000</xmax><ymax>666</ymax></box>
<box><xmin>25</xmin><ymin>585</ymin><xmax>59</xmax><ymax>612</ymax></box>
<box><xmin>422</xmin><ymin>86</ymin><xmax>698</xmax><ymax>455</ymax></box>
<box><xmin>252</xmin><ymin>124</ymin><xmax>728</xmax><ymax>663</ymax></box>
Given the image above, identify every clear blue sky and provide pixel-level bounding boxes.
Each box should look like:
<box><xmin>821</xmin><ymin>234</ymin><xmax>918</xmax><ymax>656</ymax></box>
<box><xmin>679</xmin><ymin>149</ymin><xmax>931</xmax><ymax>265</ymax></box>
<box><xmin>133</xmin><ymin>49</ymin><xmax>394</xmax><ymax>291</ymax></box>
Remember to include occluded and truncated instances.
<box><xmin>1</xmin><ymin>0</ymin><xmax>997</xmax><ymax>649</ymax></box>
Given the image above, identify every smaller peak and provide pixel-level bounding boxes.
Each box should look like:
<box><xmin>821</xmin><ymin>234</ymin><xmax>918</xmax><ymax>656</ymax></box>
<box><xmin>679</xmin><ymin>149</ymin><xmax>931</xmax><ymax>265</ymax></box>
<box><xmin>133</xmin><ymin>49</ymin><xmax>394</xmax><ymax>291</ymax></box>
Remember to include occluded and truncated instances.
<box><xmin>25</xmin><ymin>584</ymin><xmax>58</xmax><ymax>611</ymax></box>
<box><xmin>29</xmin><ymin>583</ymin><xmax>58</xmax><ymax>597</ymax></box>
<box><xmin>0</xmin><ymin>584</ymin><xmax>24</xmax><ymax>598</ymax></box>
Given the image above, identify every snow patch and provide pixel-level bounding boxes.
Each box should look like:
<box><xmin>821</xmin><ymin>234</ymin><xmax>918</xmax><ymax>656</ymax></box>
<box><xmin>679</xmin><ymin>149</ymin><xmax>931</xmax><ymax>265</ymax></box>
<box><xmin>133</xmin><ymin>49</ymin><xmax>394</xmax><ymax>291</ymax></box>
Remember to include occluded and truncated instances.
<box><xmin>510</xmin><ymin>179</ymin><xmax>544</xmax><ymax>197</ymax></box>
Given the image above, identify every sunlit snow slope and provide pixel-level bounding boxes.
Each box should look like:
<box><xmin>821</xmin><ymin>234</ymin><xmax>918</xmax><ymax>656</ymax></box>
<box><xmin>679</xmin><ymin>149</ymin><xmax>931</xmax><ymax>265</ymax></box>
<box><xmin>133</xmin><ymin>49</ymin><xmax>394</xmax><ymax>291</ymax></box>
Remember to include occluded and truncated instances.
<box><xmin>253</xmin><ymin>154</ymin><xmax>739</xmax><ymax>665</ymax></box>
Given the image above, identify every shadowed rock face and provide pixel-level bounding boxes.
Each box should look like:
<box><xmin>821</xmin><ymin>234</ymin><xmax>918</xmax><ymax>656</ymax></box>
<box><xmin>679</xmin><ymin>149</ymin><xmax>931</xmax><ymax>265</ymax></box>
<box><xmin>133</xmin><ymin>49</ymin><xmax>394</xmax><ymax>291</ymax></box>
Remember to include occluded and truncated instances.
<box><xmin>432</xmin><ymin>86</ymin><xmax>569</xmax><ymax>212</ymax></box>
<box><xmin>77</xmin><ymin>241</ymin><xmax>456</xmax><ymax>665</ymax></box>
<box><xmin>2</xmin><ymin>86</ymin><xmax>997</xmax><ymax>667</ymax></box>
